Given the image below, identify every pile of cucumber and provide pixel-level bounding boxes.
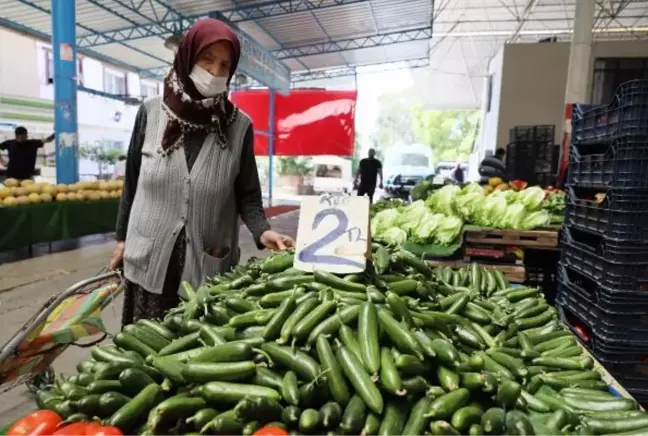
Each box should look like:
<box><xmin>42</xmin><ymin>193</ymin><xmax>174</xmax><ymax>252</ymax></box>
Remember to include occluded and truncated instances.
<box><xmin>34</xmin><ymin>247</ymin><xmax>648</xmax><ymax>435</ymax></box>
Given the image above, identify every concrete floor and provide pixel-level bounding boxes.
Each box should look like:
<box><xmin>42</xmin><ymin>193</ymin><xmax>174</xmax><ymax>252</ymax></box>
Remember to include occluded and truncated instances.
<box><xmin>0</xmin><ymin>211</ymin><xmax>299</xmax><ymax>426</ymax></box>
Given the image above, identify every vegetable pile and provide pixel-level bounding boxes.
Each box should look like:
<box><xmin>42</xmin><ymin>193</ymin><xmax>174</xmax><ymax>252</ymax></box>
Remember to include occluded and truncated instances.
<box><xmin>372</xmin><ymin>183</ymin><xmax>555</xmax><ymax>248</ymax></box>
<box><xmin>27</xmin><ymin>248</ymin><xmax>647</xmax><ymax>436</ymax></box>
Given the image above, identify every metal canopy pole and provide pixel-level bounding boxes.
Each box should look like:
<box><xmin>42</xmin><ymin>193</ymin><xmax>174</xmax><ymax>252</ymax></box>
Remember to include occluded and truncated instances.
<box><xmin>51</xmin><ymin>0</ymin><xmax>79</xmax><ymax>184</ymax></box>
<box><xmin>268</xmin><ymin>89</ymin><xmax>276</xmax><ymax>207</ymax></box>
<box><xmin>564</xmin><ymin>0</ymin><xmax>595</xmax><ymax>104</ymax></box>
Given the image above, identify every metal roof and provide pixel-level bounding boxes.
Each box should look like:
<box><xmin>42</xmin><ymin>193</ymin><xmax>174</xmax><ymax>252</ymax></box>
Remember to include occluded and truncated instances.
<box><xmin>0</xmin><ymin>0</ymin><xmax>433</xmax><ymax>85</ymax></box>
<box><xmin>0</xmin><ymin>0</ymin><xmax>646</xmax><ymax>96</ymax></box>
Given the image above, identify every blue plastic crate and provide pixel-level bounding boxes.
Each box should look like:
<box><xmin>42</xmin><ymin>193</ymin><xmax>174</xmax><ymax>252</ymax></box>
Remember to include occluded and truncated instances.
<box><xmin>568</xmin><ymin>136</ymin><xmax>648</xmax><ymax>189</ymax></box>
<box><xmin>572</xmin><ymin>80</ymin><xmax>648</xmax><ymax>145</ymax></box>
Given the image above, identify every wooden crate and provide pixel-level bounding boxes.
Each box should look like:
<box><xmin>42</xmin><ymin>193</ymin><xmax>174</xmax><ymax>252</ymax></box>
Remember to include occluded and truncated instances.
<box><xmin>465</xmin><ymin>228</ymin><xmax>559</xmax><ymax>249</ymax></box>
<box><xmin>427</xmin><ymin>260</ymin><xmax>526</xmax><ymax>283</ymax></box>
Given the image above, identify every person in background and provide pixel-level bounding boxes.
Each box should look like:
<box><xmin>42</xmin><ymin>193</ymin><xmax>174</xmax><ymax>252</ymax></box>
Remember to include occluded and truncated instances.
<box><xmin>479</xmin><ymin>148</ymin><xmax>506</xmax><ymax>183</ymax></box>
<box><xmin>113</xmin><ymin>155</ymin><xmax>126</xmax><ymax>180</ymax></box>
<box><xmin>354</xmin><ymin>148</ymin><xmax>383</xmax><ymax>203</ymax></box>
<box><xmin>453</xmin><ymin>162</ymin><xmax>465</xmax><ymax>184</ymax></box>
<box><xmin>109</xmin><ymin>18</ymin><xmax>294</xmax><ymax>326</ymax></box>
<box><xmin>0</xmin><ymin>126</ymin><xmax>54</xmax><ymax>180</ymax></box>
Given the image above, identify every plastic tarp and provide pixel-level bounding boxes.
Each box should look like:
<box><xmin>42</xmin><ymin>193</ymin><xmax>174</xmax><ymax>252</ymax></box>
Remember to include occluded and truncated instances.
<box><xmin>231</xmin><ymin>89</ymin><xmax>357</xmax><ymax>156</ymax></box>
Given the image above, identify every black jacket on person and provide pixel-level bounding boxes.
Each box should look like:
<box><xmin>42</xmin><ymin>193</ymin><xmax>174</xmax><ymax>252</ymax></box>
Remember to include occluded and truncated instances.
<box><xmin>479</xmin><ymin>155</ymin><xmax>505</xmax><ymax>178</ymax></box>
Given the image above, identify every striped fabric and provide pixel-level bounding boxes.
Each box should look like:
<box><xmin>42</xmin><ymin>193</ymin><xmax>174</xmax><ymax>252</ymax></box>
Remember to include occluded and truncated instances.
<box><xmin>123</xmin><ymin>96</ymin><xmax>251</xmax><ymax>294</ymax></box>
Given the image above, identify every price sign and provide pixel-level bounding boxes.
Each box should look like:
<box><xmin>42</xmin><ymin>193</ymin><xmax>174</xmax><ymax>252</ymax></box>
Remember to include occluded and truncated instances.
<box><xmin>294</xmin><ymin>194</ymin><xmax>370</xmax><ymax>273</ymax></box>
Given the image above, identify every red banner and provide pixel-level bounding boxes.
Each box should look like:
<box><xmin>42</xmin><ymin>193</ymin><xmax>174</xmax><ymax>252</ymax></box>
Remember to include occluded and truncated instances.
<box><xmin>231</xmin><ymin>89</ymin><xmax>357</xmax><ymax>156</ymax></box>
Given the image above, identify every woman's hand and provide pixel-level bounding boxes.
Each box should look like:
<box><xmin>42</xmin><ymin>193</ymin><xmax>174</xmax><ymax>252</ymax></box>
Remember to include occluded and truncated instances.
<box><xmin>109</xmin><ymin>241</ymin><xmax>125</xmax><ymax>270</ymax></box>
<box><xmin>260</xmin><ymin>230</ymin><xmax>294</xmax><ymax>251</ymax></box>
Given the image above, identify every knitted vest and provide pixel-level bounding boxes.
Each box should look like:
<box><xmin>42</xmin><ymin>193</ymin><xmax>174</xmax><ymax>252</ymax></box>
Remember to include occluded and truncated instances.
<box><xmin>123</xmin><ymin>96</ymin><xmax>251</xmax><ymax>294</ymax></box>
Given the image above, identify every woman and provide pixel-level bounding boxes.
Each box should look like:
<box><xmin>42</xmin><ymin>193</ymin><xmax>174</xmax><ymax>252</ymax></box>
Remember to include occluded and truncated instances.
<box><xmin>110</xmin><ymin>18</ymin><xmax>294</xmax><ymax>326</ymax></box>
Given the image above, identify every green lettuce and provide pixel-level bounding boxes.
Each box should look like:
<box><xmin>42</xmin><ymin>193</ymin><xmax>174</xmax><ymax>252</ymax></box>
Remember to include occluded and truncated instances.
<box><xmin>518</xmin><ymin>186</ymin><xmax>546</xmax><ymax>211</ymax></box>
<box><xmin>434</xmin><ymin>215</ymin><xmax>463</xmax><ymax>245</ymax></box>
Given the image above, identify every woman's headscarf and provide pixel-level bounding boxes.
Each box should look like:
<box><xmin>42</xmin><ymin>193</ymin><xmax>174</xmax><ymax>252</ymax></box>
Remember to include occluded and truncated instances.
<box><xmin>160</xmin><ymin>18</ymin><xmax>241</xmax><ymax>156</ymax></box>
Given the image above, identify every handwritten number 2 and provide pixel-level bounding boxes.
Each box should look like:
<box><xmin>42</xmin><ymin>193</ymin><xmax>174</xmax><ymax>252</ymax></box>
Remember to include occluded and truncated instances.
<box><xmin>298</xmin><ymin>208</ymin><xmax>365</xmax><ymax>268</ymax></box>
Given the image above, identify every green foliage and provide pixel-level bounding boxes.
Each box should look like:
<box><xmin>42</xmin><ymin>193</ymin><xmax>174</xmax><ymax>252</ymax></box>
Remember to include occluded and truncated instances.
<box><xmin>79</xmin><ymin>144</ymin><xmax>123</xmax><ymax>165</ymax></box>
<box><xmin>371</xmin><ymin>89</ymin><xmax>480</xmax><ymax>163</ymax></box>
<box><xmin>277</xmin><ymin>156</ymin><xmax>312</xmax><ymax>176</ymax></box>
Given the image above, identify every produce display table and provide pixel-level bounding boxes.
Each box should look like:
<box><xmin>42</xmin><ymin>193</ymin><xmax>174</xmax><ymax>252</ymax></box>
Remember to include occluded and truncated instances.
<box><xmin>0</xmin><ymin>201</ymin><xmax>119</xmax><ymax>252</ymax></box>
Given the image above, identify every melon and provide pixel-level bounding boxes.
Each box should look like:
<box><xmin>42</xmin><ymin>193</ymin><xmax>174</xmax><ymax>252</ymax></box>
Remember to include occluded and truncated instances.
<box><xmin>40</xmin><ymin>193</ymin><xmax>53</xmax><ymax>203</ymax></box>
<box><xmin>67</xmin><ymin>193</ymin><xmax>78</xmax><ymax>201</ymax></box>
<box><xmin>56</xmin><ymin>193</ymin><xmax>68</xmax><ymax>202</ymax></box>
<box><xmin>99</xmin><ymin>190</ymin><xmax>109</xmax><ymax>200</ymax></box>
<box><xmin>88</xmin><ymin>192</ymin><xmax>102</xmax><ymax>201</ymax></box>
<box><xmin>67</xmin><ymin>184</ymin><xmax>78</xmax><ymax>192</ymax></box>
<box><xmin>16</xmin><ymin>196</ymin><xmax>30</xmax><ymax>205</ymax></box>
<box><xmin>42</xmin><ymin>185</ymin><xmax>56</xmax><ymax>195</ymax></box>
<box><xmin>3</xmin><ymin>196</ymin><xmax>17</xmax><ymax>206</ymax></box>
<box><xmin>26</xmin><ymin>184</ymin><xmax>41</xmax><ymax>194</ymax></box>
<box><xmin>20</xmin><ymin>179</ymin><xmax>34</xmax><ymax>187</ymax></box>
<box><xmin>76</xmin><ymin>192</ymin><xmax>87</xmax><ymax>201</ymax></box>
<box><xmin>4</xmin><ymin>178</ymin><xmax>18</xmax><ymax>188</ymax></box>
<box><xmin>13</xmin><ymin>187</ymin><xmax>28</xmax><ymax>197</ymax></box>
<box><xmin>56</xmin><ymin>184</ymin><xmax>68</xmax><ymax>193</ymax></box>
<box><xmin>0</xmin><ymin>187</ymin><xmax>10</xmax><ymax>199</ymax></box>
<box><xmin>28</xmin><ymin>193</ymin><xmax>41</xmax><ymax>203</ymax></box>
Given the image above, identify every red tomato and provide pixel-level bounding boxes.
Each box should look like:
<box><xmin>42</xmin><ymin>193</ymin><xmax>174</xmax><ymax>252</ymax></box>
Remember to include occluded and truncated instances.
<box><xmin>253</xmin><ymin>426</ymin><xmax>289</xmax><ymax>436</ymax></box>
<box><xmin>52</xmin><ymin>422</ymin><xmax>89</xmax><ymax>436</ymax></box>
<box><xmin>84</xmin><ymin>423</ymin><xmax>123</xmax><ymax>436</ymax></box>
<box><xmin>7</xmin><ymin>410</ymin><xmax>62</xmax><ymax>436</ymax></box>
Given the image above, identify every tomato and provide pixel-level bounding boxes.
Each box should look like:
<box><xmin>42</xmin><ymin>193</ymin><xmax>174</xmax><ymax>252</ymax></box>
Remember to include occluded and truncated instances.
<box><xmin>52</xmin><ymin>422</ymin><xmax>88</xmax><ymax>436</ymax></box>
<box><xmin>53</xmin><ymin>422</ymin><xmax>123</xmax><ymax>436</ymax></box>
<box><xmin>7</xmin><ymin>410</ymin><xmax>62</xmax><ymax>436</ymax></box>
<box><xmin>84</xmin><ymin>423</ymin><xmax>123</xmax><ymax>436</ymax></box>
<box><xmin>253</xmin><ymin>426</ymin><xmax>289</xmax><ymax>436</ymax></box>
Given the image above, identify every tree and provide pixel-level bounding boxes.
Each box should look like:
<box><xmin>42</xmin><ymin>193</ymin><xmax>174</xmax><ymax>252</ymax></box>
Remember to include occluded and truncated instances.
<box><xmin>410</xmin><ymin>108</ymin><xmax>480</xmax><ymax>162</ymax></box>
<box><xmin>370</xmin><ymin>88</ymin><xmax>480</xmax><ymax>163</ymax></box>
<box><xmin>370</xmin><ymin>91</ymin><xmax>417</xmax><ymax>149</ymax></box>
<box><xmin>277</xmin><ymin>157</ymin><xmax>312</xmax><ymax>177</ymax></box>
<box><xmin>79</xmin><ymin>142</ymin><xmax>123</xmax><ymax>177</ymax></box>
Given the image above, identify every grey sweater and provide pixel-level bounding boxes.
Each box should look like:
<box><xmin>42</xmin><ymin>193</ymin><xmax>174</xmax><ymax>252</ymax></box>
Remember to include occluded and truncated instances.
<box><xmin>116</xmin><ymin>97</ymin><xmax>270</xmax><ymax>293</ymax></box>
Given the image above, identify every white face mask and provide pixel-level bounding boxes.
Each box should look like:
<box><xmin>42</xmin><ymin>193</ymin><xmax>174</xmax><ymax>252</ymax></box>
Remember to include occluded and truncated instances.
<box><xmin>189</xmin><ymin>65</ymin><xmax>228</xmax><ymax>97</ymax></box>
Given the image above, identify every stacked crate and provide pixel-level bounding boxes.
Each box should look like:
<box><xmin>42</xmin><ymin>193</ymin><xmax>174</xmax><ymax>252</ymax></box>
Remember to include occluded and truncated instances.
<box><xmin>557</xmin><ymin>79</ymin><xmax>648</xmax><ymax>401</ymax></box>
<box><xmin>506</xmin><ymin>125</ymin><xmax>559</xmax><ymax>186</ymax></box>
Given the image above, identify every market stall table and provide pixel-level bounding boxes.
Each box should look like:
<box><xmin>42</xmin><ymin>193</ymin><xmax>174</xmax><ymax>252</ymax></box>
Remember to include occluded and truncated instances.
<box><xmin>0</xmin><ymin>201</ymin><xmax>119</xmax><ymax>252</ymax></box>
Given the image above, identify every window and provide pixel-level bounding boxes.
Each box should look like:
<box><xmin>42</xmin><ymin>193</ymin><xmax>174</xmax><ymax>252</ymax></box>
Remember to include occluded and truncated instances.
<box><xmin>44</xmin><ymin>47</ymin><xmax>84</xmax><ymax>85</ymax></box>
<box><xmin>400</xmin><ymin>153</ymin><xmax>429</xmax><ymax>167</ymax></box>
<box><xmin>592</xmin><ymin>58</ymin><xmax>648</xmax><ymax>104</ymax></box>
<box><xmin>104</xmin><ymin>68</ymin><xmax>127</xmax><ymax>95</ymax></box>
<box><xmin>140</xmin><ymin>80</ymin><xmax>159</xmax><ymax>98</ymax></box>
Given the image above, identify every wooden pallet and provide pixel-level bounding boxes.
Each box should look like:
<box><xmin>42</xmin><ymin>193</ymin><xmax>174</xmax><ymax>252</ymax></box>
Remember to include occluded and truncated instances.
<box><xmin>465</xmin><ymin>228</ymin><xmax>559</xmax><ymax>248</ymax></box>
<box><xmin>427</xmin><ymin>260</ymin><xmax>526</xmax><ymax>283</ymax></box>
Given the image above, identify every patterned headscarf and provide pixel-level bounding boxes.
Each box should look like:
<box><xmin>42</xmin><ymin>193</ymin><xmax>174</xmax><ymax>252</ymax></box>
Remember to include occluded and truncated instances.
<box><xmin>160</xmin><ymin>18</ymin><xmax>241</xmax><ymax>156</ymax></box>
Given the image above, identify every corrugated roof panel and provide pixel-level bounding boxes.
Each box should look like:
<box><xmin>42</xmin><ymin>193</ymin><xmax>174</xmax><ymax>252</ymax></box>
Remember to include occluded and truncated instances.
<box><xmin>257</xmin><ymin>12</ymin><xmax>326</xmax><ymax>45</ymax></box>
<box><xmin>299</xmin><ymin>53</ymin><xmax>345</xmax><ymax>70</ymax></box>
<box><xmin>282</xmin><ymin>58</ymin><xmax>304</xmax><ymax>71</ymax></box>
<box><xmin>371</xmin><ymin>0</ymin><xmax>431</xmax><ymax>31</ymax></box>
<box><xmin>313</xmin><ymin>2</ymin><xmax>377</xmax><ymax>38</ymax></box>
<box><xmin>76</xmin><ymin>2</ymin><xmax>133</xmax><ymax>32</ymax></box>
<box><xmin>166</xmin><ymin>0</ymin><xmax>234</xmax><ymax>15</ymax></box>
<box><xmin>124</xmin><ymin>37</ymin><xmax>174</xmax><ymax>63</ymax></box>
<box><xmin>92</xmin><ymin>44</ymin><xmax>164</xmax><ymax>69</ymax></box>
<box><xmin>1</xmin><ymin>1</ymin><xmax>52</xmax><ymax>34</ymax></box>
<box><xmin>238</xmin><ymin>21</ymin><xmax>282</xmax><ymax>49</ymax></box>
<box><xmin>341</xmin><ymin>45</ymin><xmax>386</xmax><ymax>64</ymax></box>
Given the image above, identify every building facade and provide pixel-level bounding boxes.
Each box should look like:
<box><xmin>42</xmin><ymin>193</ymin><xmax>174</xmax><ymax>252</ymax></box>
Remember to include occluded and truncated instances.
<box><xmin>0</xmin><ymin>27</ymin><xmax>163</xmax><ymax>182</ymax></box>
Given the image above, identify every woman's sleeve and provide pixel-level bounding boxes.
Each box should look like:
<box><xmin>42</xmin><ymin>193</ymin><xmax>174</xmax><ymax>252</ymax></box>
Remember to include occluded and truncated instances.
<box><xmin>235</xmin><ymin>124</ymin><xmax>270</xmax><ymax>248</ymax></box>
<box><xmin>115</xmin><ymin>105</ymin><xmax>147</xmax><ymax>241</ymax></box>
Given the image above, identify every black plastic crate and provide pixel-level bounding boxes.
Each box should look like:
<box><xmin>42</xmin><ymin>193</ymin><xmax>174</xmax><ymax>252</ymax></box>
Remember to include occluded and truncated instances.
<box><xmin>572</xmin><ymin>80</ymin><xmax>648</xmax><ymax>145</ymax></box>
<box><xmin>568</xmin><ymin>137</ymin><xmax>648</xmax><ymax>189</ymax></box>
<box><xmin>509</xmin><ymin>125</ymin><xmax>556</xmax><ymax>143</ymax></box>
<box><xmin>506</xmin><ymin>142</ymin><xmax>559</xmax><ymax>181</ymax></box>
<box><xmin>565</xmin><ymin>186</ymin><xmax>648</xmax><ymax>242</ymax></box>
<box><xmin>563</xmin><ymin>225</ymin><xmax>648</xmax><ymax>263</ymax></box>
<box><xmin>559</xmin><ymin>263</ymin><xmax>648</xmax><ymax>313</ymax></box>
<box><xmin>557</xmin><ymin>290</ymin><xmax>648</xmax><ymax>350</ymax></box>
<box><xmin>561</xmin><ymin>230</ymin><xmax>648</xmax><ymax>292</ymax></box>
